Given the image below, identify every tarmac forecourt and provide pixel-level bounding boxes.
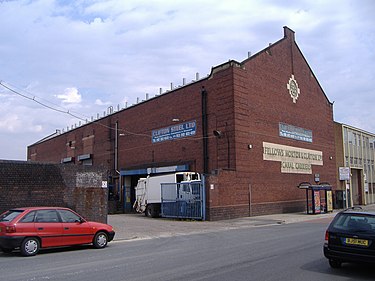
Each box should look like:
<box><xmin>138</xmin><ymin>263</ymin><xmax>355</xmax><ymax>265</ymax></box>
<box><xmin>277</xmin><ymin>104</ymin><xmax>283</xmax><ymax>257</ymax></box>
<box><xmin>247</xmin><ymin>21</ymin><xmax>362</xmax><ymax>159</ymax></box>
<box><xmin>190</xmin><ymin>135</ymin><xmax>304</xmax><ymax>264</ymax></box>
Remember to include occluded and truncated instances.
<box><xmin>109</xmin><ymin>205</ymin><xmax>375</xmax><ymax>242</ymax></box>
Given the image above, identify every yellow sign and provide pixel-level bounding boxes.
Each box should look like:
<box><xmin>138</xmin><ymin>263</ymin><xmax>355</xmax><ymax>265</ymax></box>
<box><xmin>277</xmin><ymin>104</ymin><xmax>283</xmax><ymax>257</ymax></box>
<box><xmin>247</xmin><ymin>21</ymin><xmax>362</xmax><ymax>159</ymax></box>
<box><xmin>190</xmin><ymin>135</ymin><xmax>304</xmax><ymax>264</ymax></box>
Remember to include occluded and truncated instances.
<box><xmin>263</xmin><ymin>142</ymin><xmax>323</xmax><ymax>174</ymax></box>
<box><xmin>326</xmin><ymin>190</ymin><xmax>333</xmax><ymax>212</ymax></box>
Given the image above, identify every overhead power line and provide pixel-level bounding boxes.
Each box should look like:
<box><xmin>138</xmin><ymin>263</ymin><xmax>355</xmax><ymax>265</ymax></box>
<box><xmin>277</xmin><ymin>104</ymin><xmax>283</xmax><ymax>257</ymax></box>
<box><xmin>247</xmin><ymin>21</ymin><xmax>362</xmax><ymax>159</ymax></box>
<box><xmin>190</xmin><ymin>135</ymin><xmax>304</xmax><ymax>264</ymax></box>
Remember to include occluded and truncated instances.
<box><xmin>0</xmin><ymin>80</ymin><xmax>152</xmax><ymax>138</ymax></box>
<box><xmin>0</xmin><ymin>80</ymin><xmax>214</xmax><ymax>142</ymax></box>
<box><xmin>1</xmin><ymin>81</ymin><xmax>77</xmax><ymax>116</ymax></box>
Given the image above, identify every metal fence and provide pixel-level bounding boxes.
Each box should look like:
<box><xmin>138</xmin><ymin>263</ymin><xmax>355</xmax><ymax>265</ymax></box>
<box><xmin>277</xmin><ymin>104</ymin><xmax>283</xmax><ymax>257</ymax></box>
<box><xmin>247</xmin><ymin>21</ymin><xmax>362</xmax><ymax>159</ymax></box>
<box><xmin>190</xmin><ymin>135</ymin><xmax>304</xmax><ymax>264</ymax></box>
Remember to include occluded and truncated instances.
<box><xmin>161</xmin><ymin>182</ymin><xmax>205</xmax><ymax>220</ymax></box>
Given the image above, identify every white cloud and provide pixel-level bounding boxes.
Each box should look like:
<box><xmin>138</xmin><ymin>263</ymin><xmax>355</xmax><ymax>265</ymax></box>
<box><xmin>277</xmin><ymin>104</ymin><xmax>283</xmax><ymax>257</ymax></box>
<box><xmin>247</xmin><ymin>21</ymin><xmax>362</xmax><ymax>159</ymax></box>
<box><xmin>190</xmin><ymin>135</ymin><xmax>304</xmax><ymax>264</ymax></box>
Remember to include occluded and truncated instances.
<box><xmin>0</xmin><ymin>114</ymin><xmax>21</xmax><ymax>132</ymax></box>
<box><xmin>95</xmin><ymin>99</ymin><xmax>111</xmax><ymax>106</ymax></box>
<box><xmin>0</xmin><ymin>113</ymin><xmax>43</xmax><ymax>133</ymax></box>
<box><xmin>57</xmin><ymin>88</ymin><xmax>82</xmax><ymax>104</ymax></box>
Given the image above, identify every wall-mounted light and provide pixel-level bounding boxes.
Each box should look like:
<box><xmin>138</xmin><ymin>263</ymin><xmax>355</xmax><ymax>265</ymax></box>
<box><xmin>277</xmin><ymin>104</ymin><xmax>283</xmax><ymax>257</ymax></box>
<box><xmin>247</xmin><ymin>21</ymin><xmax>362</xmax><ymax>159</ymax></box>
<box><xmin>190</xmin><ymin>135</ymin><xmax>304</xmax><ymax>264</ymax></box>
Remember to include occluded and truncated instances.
<box><xmin>213</xmin><ymin>130</ymin><xmax>223</xmax><ymax>138</ymax></box>
<box><xmin>248</xmin><ymin>144</ymin><xmax>253</xmax><ymax>149</ymax></box>
<box><xmin>329</xmin><ymin>156</ymin><xmax>333</xmax><ymax>160</ymax></box>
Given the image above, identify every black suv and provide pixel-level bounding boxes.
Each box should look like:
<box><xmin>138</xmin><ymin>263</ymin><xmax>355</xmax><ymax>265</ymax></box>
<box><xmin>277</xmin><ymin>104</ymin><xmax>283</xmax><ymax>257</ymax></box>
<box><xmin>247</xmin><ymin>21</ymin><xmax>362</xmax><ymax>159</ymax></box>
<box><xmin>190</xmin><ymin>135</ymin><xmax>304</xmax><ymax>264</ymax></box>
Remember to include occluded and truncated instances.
<box><xmin>324</xmin><ymin>207</ymin><xmax>375</xmax><ymax>268</ymax></box>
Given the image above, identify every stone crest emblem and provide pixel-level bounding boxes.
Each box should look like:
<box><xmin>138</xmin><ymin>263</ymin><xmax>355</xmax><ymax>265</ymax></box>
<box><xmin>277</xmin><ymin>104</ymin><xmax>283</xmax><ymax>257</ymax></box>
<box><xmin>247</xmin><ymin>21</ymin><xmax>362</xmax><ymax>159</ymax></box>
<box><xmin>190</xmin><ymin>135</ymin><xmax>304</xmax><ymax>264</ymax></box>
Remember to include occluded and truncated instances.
<box><xmin>287</xmin><ymin>74</ymin><xmax>300</xmax><ymax>103</ymax></box>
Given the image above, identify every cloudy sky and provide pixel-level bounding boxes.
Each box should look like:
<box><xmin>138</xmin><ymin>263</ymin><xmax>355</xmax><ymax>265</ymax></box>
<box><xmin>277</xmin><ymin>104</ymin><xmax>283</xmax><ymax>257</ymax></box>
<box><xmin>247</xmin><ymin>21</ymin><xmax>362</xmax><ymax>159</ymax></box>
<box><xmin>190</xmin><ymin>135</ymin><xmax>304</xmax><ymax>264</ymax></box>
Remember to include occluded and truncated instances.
<box><xmin>0</xmin><ymin>0</ymin><xmax>374</xmax><ymax>160</ymax></box>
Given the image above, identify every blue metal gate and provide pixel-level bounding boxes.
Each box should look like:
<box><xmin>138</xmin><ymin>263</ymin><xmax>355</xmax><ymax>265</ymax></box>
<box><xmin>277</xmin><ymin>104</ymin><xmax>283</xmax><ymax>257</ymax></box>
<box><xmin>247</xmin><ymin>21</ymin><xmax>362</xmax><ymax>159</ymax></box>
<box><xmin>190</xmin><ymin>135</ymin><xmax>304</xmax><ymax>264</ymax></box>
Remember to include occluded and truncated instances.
<box><xmin>161</xmin><ymin>182</ymin><xmax>205</xmax><ymax>220</ymax></box>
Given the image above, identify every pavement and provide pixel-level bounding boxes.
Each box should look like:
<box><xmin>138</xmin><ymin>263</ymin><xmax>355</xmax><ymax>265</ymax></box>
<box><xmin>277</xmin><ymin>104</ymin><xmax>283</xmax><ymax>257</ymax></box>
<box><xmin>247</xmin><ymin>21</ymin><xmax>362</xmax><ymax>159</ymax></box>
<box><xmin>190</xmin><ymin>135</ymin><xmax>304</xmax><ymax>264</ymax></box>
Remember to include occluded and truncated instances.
<box><xmin>108</xmin><ymin>204</ymin><xmax>375</xmax><ymax>242</ymax></box>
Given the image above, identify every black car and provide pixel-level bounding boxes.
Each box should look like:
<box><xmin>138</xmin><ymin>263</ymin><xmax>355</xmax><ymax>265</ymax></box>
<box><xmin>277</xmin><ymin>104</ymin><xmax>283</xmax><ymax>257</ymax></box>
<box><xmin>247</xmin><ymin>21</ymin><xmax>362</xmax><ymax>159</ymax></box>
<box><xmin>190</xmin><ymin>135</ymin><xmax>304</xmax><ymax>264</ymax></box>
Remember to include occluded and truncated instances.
<box><xmin>324</xmin><ymin>207</ymin><xmax>375</xmax><ymax>268</ymax></box>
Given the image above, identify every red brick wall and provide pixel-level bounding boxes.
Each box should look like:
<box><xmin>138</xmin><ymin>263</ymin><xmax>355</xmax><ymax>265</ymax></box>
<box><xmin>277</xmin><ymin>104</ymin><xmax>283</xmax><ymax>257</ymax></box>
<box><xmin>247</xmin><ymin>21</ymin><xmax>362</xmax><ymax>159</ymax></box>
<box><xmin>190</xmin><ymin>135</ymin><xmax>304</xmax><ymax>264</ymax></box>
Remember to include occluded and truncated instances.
<box><xmin>206</xmin><ymin>27</ymin><xmax>336</xmax><ymax>219</ymax></box>
<box><xmin>115</xmin><ymin>83</ymin><xmax>204</xmax><ymax>170</ymax></box>
<box><xmin>0</xmin><ymin>160</ymin><xmax>108</xmax><ymax>223</ymax></box>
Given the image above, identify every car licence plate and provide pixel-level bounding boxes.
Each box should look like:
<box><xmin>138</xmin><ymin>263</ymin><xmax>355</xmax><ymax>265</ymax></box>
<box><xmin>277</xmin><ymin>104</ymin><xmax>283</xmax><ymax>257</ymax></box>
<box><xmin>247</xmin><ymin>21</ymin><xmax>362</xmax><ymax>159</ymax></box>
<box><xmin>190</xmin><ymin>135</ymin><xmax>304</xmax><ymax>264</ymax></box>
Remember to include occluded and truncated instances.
<box><xmin>345</xmin><ymin>238</ymin><xmax>369</xmax><ymax>246</ymax></box>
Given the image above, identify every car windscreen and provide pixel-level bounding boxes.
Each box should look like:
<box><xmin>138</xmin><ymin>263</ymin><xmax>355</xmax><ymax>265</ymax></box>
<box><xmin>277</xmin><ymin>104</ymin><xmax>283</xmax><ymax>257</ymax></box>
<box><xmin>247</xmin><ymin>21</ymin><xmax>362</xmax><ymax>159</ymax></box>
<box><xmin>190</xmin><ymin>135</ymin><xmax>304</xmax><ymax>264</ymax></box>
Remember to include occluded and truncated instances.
<box><xmin>332</xmin><ymin>213</ymin><xmax>375</xmax><ymax>233</ymax></box>
<box><xmin>0</xmin><ymin>210</ymin><xmax>24</xmax><ymax>222</ymax></box>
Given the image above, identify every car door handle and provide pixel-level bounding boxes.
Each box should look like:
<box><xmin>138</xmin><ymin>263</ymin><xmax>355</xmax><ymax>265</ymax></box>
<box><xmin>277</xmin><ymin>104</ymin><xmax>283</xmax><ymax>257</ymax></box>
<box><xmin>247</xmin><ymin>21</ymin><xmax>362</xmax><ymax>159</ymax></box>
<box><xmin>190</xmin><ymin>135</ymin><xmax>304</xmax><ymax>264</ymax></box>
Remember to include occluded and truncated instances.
<box><xmin>38</xmin><ymin>227</ymin><xmax>44</xmax><ymax>230</ymax></box>
<box><xmin>64</xmin><ymin>227</ymin><xmax>70</xmax><ymax>230</ymax></box>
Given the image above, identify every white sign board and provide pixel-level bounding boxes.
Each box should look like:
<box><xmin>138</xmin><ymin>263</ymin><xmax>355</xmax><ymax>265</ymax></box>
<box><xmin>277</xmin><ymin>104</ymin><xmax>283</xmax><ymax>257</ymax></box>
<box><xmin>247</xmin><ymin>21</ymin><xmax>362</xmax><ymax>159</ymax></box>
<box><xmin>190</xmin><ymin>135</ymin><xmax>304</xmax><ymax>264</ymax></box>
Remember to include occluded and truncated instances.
<box><xmin>263</xmin><ymin>142</ymin><xmax>323</xmax><ymax>174</ymax></box>
<box><xmin>339</xmin><ymin>167</ymin><xmax>350</xmax><ymax>181</ymax></box>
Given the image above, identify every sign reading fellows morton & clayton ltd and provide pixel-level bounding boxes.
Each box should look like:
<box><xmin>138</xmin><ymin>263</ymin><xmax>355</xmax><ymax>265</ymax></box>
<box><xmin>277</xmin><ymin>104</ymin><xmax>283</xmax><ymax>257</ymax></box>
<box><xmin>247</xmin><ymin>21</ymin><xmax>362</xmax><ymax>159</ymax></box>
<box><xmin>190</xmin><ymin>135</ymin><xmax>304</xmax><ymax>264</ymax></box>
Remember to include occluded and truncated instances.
<box><xmin>263</xmin><ymin>142</ymin><xmax>323</xmax><ymax>174</ymax></box>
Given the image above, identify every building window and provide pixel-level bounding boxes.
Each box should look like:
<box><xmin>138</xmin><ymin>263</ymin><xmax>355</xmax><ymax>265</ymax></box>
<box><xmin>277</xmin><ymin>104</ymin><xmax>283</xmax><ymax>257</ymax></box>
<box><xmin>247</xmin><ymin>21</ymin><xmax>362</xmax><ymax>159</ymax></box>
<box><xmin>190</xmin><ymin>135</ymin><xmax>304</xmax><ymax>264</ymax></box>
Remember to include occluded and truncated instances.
<box><xmin>348</xmin><ymin>131</ymin><xmax>355</xmax><ymax>144</ymax></box>
<box><xmin>369</xmin><ymin>138</ymin><xmax>375</xmax><ymax>149</ymax></box>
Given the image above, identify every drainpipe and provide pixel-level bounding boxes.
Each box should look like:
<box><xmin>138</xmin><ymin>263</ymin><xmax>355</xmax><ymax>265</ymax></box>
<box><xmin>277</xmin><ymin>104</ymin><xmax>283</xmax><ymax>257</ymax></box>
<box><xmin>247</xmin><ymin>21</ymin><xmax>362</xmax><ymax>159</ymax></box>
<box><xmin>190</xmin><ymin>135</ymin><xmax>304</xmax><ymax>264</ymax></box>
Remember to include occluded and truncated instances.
<box><xmin>201</xmin><ymin>86</ymin><xmax>208</xmax><ymax>174</ymax></box>
<box><xmin>114</xmin><ymin>121</ymin><xmax>120</xmax><ymax>175</ymax></box>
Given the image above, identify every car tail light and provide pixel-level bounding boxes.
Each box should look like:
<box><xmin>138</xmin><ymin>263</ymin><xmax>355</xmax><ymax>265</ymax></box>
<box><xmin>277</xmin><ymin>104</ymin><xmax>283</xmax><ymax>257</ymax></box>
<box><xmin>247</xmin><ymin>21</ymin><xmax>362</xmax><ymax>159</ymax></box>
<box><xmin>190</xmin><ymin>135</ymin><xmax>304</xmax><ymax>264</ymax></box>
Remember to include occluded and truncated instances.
<box><xmin>325</xmin><ymin>230</ymin><xmax>329</xmax><ymax>241</ymax></box>
<box><xmin>6</xmin><ymin>226</ymin><xmax>16</xmax><ymax>233</ymax></box>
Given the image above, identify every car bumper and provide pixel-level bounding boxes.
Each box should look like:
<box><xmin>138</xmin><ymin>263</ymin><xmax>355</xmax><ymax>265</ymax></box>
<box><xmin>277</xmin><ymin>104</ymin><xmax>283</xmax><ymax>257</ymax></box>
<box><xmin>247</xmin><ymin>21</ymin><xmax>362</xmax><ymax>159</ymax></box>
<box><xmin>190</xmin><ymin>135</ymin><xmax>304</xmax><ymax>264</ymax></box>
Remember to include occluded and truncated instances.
<box><xmin>108</xmin><ymin>231</ymin><xmax>115</xmax><ymax>242</ymax></box>
<box><xmin>0</xmin><ymin>236</ymin><xmax>25</xmax><ymax>250</ymax></box>
<box><xmin>324</xmin><ymin>244</ymin><xmax>375</xmax><ymax>264</ymax></box>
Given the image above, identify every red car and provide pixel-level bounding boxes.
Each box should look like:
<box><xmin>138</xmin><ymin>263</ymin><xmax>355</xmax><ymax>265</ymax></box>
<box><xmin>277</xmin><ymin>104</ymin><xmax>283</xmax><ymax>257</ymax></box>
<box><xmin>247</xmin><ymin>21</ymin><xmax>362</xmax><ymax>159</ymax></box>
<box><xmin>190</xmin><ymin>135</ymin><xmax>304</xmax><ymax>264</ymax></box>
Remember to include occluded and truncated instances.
<box><xmin>0</xmin><ymin>207</ymin><xmax>115</xmax><ymax>256</ymax></box>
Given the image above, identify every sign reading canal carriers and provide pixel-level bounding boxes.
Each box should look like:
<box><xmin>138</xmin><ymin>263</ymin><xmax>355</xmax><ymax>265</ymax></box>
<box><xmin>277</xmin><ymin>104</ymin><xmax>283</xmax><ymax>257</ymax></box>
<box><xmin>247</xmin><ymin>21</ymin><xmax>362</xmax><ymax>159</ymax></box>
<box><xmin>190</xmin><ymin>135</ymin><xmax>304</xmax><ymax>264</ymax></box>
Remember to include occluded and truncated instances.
<box><xmin>263</xmin><ymin>142</ymin><xmax>323</xmax><ymax>174</ymax></box>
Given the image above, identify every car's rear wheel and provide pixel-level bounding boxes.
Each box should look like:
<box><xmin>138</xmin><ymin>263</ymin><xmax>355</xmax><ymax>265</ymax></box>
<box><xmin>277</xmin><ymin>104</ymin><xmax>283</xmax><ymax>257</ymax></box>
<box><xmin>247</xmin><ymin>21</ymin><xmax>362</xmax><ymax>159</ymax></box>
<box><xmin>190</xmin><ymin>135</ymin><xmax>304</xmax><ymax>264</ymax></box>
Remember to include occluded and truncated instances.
<box><xmin>329</xmin><ymin>259</ymin><xmax>342</xmax><ymax>268</ymax></box>
<box><xmin>93</xmin><ymin>231</ymin><xmax>108</xmax><ymax>249</ymax></box>
<box><xmin>21</xmin><ymin>237</ymin><xmax>40</xmax><ymax>256</ymax></box>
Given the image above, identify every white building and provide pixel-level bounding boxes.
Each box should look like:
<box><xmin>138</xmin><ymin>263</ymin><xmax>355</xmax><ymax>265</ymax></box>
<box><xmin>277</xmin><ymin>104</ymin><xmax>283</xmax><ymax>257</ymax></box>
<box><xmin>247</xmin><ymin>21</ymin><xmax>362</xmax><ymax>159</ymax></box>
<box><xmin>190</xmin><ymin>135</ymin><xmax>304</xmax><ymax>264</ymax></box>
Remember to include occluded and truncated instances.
<box><xmin>335</xmin><ymin>122</ymin><xmax>375</xmax><ymax>207</ymax></box>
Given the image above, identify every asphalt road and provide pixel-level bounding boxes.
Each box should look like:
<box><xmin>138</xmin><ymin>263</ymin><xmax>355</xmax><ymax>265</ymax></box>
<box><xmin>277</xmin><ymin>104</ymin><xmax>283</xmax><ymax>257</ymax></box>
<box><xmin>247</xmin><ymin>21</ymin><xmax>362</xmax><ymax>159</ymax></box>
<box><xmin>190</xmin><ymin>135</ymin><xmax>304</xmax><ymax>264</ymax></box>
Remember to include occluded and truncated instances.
<box><xmin>1</xmin><ymin>217</ymin><xmax>375</xmax><ymax>281</ymax></box>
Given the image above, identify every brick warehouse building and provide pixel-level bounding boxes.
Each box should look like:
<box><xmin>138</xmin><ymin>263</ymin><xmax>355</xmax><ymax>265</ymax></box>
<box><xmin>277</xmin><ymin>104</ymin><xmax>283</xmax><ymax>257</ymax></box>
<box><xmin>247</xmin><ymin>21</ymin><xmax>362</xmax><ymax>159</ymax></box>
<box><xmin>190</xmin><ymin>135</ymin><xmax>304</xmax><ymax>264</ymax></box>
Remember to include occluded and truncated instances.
<box><xmin>28</xmin><ymin>26</ymin><xmax>337</xmax><ymax>220</ymax></box>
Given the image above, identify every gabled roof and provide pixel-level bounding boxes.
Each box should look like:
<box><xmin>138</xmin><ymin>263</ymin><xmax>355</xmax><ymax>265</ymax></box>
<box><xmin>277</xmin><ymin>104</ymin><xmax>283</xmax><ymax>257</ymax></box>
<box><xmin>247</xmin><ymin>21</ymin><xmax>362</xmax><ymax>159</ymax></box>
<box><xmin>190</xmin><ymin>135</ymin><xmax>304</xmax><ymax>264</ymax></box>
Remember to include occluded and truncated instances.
<box><xmin>209</xmin><ymin>26</ymin><xmax>333</xmax><ymax>106</ymax></box>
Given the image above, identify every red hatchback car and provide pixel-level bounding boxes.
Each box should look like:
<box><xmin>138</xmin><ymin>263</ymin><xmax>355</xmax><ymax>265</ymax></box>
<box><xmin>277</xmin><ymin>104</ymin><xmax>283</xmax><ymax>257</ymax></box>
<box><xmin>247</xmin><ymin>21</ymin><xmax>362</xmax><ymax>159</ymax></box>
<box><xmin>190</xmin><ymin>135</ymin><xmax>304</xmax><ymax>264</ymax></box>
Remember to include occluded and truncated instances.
<box><xmin>0</xmin><ymin>207</ymin><xmax>115</xmax><ymax>256</ymax></box>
